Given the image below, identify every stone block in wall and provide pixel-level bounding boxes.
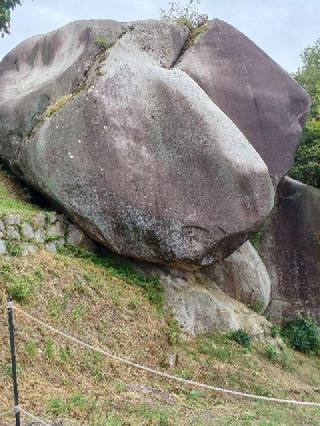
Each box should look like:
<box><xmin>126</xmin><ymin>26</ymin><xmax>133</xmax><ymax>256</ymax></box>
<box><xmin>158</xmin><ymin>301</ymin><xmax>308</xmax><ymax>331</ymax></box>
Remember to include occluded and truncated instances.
<box><xmin>34</xmin><ymin>229</ymin><xmax>45</xmax><ymax>243</ymax></box>
<box><xmin>46</xmin><ymin>221</ymin><xmax>65</xmax><ymax>239</ymax></box>
<box><xmin>0</xmin><ymin>240</ymin><xmax>6</xmax><ymax>255</ymax></box>
<box><xmin>4</xmin><ymin>214</ymin><xmax>20</xmax><ymax>226</ymax></box>
<box><xmin>6</xmin><ymin>226</ymin><xmax>20</xmax><ymax>241</ymax></box>
<box><xmin>21</xmin><ymin>223</ymin><xmax>35</xmax><ymax>241</ymax></box>
<box><xmin>32</xmin><ymin>213</ymin><xmax>46</xmax><ymax>229</ymax></box>
<box><xmin>46</xmin><ymin>211</ymin><xmax>58</xmax><ymax>225</ymax></box>
<box><xmin>45</xmin><ymin>242</ymin><xmax>57</xmax><ymax>253</ymax></box>
<box><xmin>20</xmin><ymin>243</ymin><xmax>36</xmax><ymax>256</ymax></box>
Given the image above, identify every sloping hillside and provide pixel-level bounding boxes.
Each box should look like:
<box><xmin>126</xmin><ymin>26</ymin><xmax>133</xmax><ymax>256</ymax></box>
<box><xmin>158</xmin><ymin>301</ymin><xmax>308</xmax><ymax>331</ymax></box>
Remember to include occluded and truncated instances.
<box><xmin>0</xmin><ymin>170</ymin><xmax>320</xmax><ymax>425</ymax></box>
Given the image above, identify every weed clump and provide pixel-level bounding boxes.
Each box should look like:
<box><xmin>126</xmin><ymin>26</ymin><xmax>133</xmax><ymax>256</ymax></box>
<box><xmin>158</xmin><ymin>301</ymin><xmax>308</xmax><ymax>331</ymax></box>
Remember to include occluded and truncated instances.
<box><xmin>95</xmin><ymin>36</ymin><xmax>112</xmax><ymax>50</ymax></box>
<box><xmin>1</xmin><ymin>264</ymin><xmax>43</xmax><ymax>302</ymax></box>
<box><xmin>265</xmin><ymin>344</ymin><xmax>277</xmax><ymax>361</ymax></box>
<box><xmin>6</xmin><ymin>241</ymin><xmax>22</xmax><ymax>257</ymax></box>
<box><xmin>228</xmin><ymin>329</ymin><xmax>252</xmax><ymax>350</ymax></box>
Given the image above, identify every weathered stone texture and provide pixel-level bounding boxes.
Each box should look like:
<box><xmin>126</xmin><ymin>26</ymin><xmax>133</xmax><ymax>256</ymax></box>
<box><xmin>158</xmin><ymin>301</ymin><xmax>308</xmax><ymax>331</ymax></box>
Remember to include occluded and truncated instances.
<box><xmin>206</xmin><ymin>241</ymin><xmax>271</xmax><ymax>313</ymax></box>
<box><xmin>177</xmin><ymin>19</ymin><xmax>310</xmax><ymax>184</ymax></box>
<box><xmin>258</xmin><ymin>178</ymin><xmax>320</xmax><ymax>322</ymax></box>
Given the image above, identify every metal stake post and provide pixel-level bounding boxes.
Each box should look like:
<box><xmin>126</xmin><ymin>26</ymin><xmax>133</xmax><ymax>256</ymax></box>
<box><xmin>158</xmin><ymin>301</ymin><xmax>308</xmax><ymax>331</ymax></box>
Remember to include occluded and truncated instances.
<box><xmin>7</xmin><ymin>297</ymin><xmax>21</xmax><ymax>426</ymax></box>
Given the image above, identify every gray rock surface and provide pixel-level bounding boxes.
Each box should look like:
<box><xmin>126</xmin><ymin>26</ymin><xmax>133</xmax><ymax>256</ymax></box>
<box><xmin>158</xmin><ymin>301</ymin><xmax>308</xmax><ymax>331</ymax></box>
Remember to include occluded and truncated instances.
<box><xmin>177</xmin><ymin>19</ymin><xmax>310</xmax><ymax>185</ymax></box>
<box><xmin>149</xmin><ymin>266</ymin><xmax>271</xmax><ymax>336</ymax></box>
<box><xmin>21</xmin><ymin>223</ymin><xmax>35</xmax><ymax>241</ymax></box>
<box><xmin>257</xmin><ymin>178</ymin><xmax>320</xmax><ymax>322</ymax></box>
<box><xmin>0</xmin><ymin>240</ymin><xmax>6</xmax><ymax>255</ymax></box>
<box><xmin>0</xmin><ymin>19</ymin><xmax>275</xmax><ymax>269</ymax></box>
<box><xmin>20</xmin><ymin>242</ymin><xmax>36</xmax><ymax>256</ymax></box>
<box><xmin>66</xmin><ymin>224</ymin><xmax>97</xmax><ymax>251</ymax></box>
<box><xmin>0</xmin><ymin>19</ymin><xmax>125</xmax><ymax>167</ymax></box>
<box><xmin>4</xmin><ymin>214</ymin><xmax>20</xmax><ymax>226</ymax></box>
<box><xmin>6</xmin><ymin>226</ymin><xmax>20</xmax><ymax>241</ymax></box>
<box><xmin>206</xmin><ymin>241</ymin><xmax>271</xmax><ymax>313</ymax></box>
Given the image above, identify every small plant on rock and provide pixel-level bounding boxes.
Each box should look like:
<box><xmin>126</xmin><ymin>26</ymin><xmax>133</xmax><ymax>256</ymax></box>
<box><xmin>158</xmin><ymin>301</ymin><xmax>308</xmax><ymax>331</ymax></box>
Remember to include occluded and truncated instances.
<box><xmin>95</xmin><ymin>36</ymin><xmax>111</xmax><ymax>50</ymax></box>
<box><xmin>160</xmin><ymin>0</ymin><xmax>208</xmax><ymax>30</ymax></box>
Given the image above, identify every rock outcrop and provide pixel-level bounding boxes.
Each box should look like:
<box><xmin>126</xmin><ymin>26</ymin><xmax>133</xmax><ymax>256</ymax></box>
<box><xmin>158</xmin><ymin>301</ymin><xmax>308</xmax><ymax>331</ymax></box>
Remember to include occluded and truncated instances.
<box><xmin>177</xmin><ymin>19</ymin><xmax>310</xmax><ymax>185</ymax></box>
<box><xmin>205</xmin><ymin>241</ymin><xmax>270</xmax><ymax>313</ymax></box>
<box><xmin>135</xmin><ymin>261</ymin><xmax>271</xmax><ymax>337</ymax></box>
<box><xmin>257</xmin><ymin>178</ymin><xmax>320</xmax><ymax>322</ymax></box>
<box><xmin>0</xmin><ymin>19</ymin><xmax>277</xmax><ymax>269</ymax></box>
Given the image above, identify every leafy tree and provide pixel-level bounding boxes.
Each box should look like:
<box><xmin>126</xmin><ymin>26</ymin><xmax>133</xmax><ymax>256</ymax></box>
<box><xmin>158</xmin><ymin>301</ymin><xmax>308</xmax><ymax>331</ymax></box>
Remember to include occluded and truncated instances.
<box><xmin>295</xmin><ymin>39</ymin><xmax>320</xmax><ymax>120</ymax></box>
<box><xmin>290</xmin><ymin>119</ymin><xmax>320</xmax><ymax>188</ymax></box>
<box><xmin>0</xmin><ymin>0</ymin><xmax>22</xmax><ymax>37</ymax></box>
<box><xmin>290</xmin><ymin>39</ymin><xmax>320</xmax><ymax>189</ymax></box>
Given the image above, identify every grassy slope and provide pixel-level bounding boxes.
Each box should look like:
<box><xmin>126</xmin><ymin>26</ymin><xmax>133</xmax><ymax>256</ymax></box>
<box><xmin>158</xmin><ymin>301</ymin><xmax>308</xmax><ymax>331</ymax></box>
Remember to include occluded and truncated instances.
<box><xmin>0</xmin><ymin>169</ymin><xmax>42</xmax><ymax>219</ymax></box>
<box><xmin>0</xmin><ymin>171</ymin><xmax>320</xmax><ymax>425</ymax></box>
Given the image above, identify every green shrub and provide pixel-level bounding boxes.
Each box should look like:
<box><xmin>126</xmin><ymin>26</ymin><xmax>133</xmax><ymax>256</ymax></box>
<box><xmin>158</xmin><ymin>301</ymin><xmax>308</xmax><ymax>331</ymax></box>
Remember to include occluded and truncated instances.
<box><xmin>229</xmin><ymin>329</ymin><xmax>252</xmax><ymax>350</ymax></box>
<box><xmin>282</xmin><ymin>316</ymin><xmax>320</xmax><ymax>353</ymax></box>
<box><xmin>289</xmin><ymin>119</ymin><xmax>320</xmax><ymax>189</ymax></box>
<box><xmin>281</xmin><ymin>316</ymin><xmax>320</xmax><ymax>354</ymax></box>
<box><xmin>247</xmin><ymin>301</ymin><xmax>265</xmax><ymax>313</ymax></box>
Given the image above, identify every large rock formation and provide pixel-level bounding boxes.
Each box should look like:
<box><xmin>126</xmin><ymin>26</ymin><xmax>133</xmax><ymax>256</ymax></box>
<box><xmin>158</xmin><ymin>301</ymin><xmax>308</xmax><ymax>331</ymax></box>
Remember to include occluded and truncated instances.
<box><xmin>177</xmin><ymin>19</ymin><xmax>310</xmax><ymax>185</ymax></box>
<box><xmin>205</xmin><ymin>241</ymin><xmax>271</xmax><ymax>313</ymax></box>
<box><xmin>0</xmin><ymin>18</ymin><xmax>308</xmax><ymax>269</ymax></box>
<box><xmin>257</xmin><ymin>178</ymin><xmax>320</xmax><ymax>322</ymax></box>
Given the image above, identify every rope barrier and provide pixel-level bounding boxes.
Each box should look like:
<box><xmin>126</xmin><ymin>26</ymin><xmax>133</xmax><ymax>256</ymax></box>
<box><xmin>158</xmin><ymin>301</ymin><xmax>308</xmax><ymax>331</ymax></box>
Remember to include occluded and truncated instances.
<box><xmin>13</xmin><ymin>306</ymin><xmax>320</xmax><ymax>408</ymax></box>
<box><xmin>20</xmin><ymin>407</ymin><xmax>51</xmax><ymax>426</ymax></box>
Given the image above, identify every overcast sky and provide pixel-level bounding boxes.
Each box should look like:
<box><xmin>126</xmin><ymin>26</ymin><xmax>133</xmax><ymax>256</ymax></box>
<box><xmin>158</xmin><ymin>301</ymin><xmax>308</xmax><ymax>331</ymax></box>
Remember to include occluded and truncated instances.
<box><xmin>0</xmin><ymin>0</ymin><xmax>318</xmax><ymax>72</ymax></box>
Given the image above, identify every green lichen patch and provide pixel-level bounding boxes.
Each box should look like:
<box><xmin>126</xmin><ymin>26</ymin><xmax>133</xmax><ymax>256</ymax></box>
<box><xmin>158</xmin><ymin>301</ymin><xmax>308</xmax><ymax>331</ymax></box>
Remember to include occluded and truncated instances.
<box><xmin>95</xmin><ymin>36</ymin><xmax>113</xmax><ymax>51</ymax></box>
<box><xmin>44</xmin><ymin>94</ymin><xmax>73</xmax><ymax>119</ymax></box>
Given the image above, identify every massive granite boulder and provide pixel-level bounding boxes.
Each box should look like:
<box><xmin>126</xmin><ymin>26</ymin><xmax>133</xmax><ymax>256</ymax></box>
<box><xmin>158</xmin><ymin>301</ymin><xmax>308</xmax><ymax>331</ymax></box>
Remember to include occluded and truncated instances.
<box><xmin>257</xmin><ymin>178</ymin><xmax>320</xmax><ymax>322</ymax></box>
<box><xmin>0</xmin><ymin>19</ymin><xmax>275</xmax><ymax>269</ymax></box>
<box><xmin>177</xmin><ymin>19</ymin><xmax>310</xmax><ymax>185</ymax></box>
<box><xmin>205</xmin><ymin>241</ymin><xmax>271</xmax><ymax>313</ymax></box>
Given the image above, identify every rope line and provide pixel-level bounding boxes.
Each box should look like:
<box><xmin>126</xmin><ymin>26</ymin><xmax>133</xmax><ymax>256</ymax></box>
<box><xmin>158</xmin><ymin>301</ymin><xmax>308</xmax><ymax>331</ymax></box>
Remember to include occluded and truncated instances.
<box><xmin>20</xmin><ymin>408</ymin><xmax>51</xmax><ymax>426</ymax></box>
<box><xmin>13</xmin><ymin>306</ymin><xmax>320</xmax><ymax>408</ymax></box>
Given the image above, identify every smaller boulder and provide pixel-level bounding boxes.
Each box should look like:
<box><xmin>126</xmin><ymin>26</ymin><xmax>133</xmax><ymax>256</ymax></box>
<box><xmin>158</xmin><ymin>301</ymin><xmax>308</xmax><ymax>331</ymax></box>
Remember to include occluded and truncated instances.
<box><xmin>205</xmin><ymin>241</ymin><xmax>271</xmax><ymax>313</ymax></box>
<box><xmin>66</xmin><ymin>224</ymin><xmax>96</xmax><ymax>251</ymax></box>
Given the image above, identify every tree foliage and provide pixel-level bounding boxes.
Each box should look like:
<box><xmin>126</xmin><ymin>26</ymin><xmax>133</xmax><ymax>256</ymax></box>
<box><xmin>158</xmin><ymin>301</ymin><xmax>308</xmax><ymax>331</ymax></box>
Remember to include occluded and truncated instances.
<box><xmin>0</xmin><ymin>0</ymin><xmax>22</xmax><ymax>37</ymax></box>
<box><xmin>290</xmin><ymin>39</ymin><xmax>320</xmax><ymax>189</ymax></box>
<box><xmin>160</xmin><ymin>0</ymin><xmax>208</xmax><ymax>29</ymax></box>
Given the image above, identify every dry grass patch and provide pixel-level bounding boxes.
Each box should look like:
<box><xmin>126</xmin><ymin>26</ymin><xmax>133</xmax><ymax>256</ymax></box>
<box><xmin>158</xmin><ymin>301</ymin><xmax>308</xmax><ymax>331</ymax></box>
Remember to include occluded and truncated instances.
<box><xmin>1</xmin><ymin>250</ymin><xmax>320</xmax><ymax>424</ymax></box>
